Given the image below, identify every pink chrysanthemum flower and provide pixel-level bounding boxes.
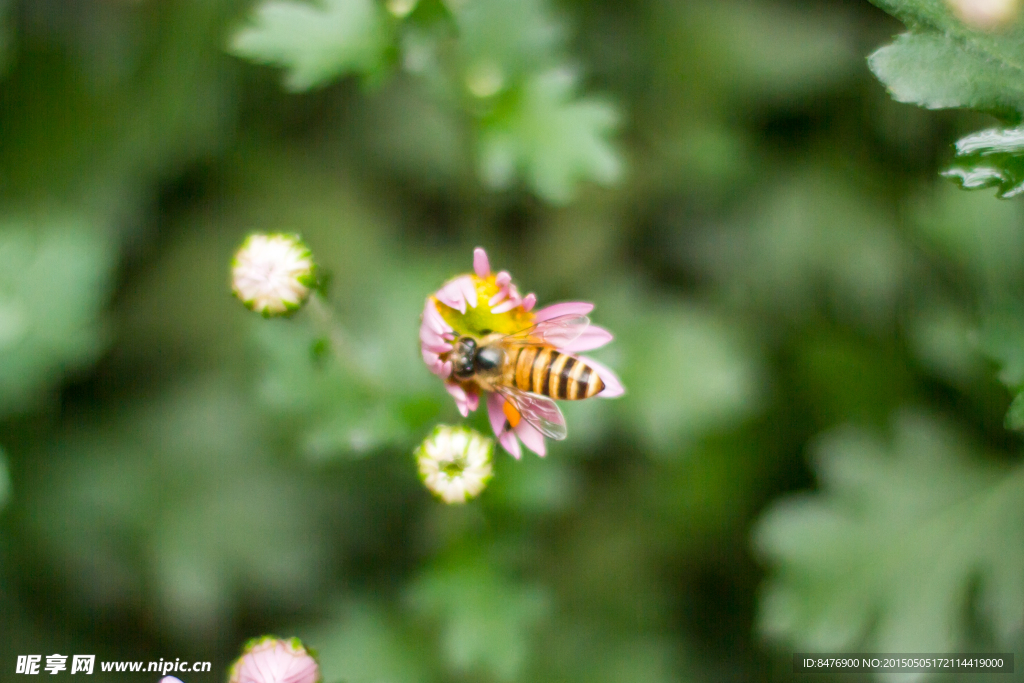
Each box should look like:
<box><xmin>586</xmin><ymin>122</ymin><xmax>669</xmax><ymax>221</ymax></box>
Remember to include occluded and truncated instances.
<box><xmin>229</xmin><ymin>637</ymin><xmax>320</xmax><ymax>683</ymax></box>
<box><xmin>420</xmin><ymin>247</ymin><xmax>623</xmax><ymax>458</ymax></box>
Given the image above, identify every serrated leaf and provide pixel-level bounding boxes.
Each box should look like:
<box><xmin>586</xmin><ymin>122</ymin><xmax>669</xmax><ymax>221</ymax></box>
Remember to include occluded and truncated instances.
<box><xmin>229</xmin><ymin>0</ymin><xmax>390</xmax><ymax>91</ymax></box>
<box><xmin>978</xmin><ymin>309</ymin><xmax>1024</xmax><ymax>389</ymax></box>
<box><xmin>944</xmin><ymin>125</ymin><xmax>1024</xmax><ymax>197</ymax></box>
<box><xmin>867</xmin><ymin>2</ymin><xmax>1024</xmax><ymax>194</ymax></box>
<box><xmin>755</xmin><ymin>412</ymin><xmax>1024</xmax><ymax>659</ymax></box>
<box><xmin>695</xmin><ymin>170</ymin><xmax>910</xmax><ymax>328</ymax></box>
<box><xmin>23</xmin><ymin>379</ymin><xmax>330</xmax><ymax>643</ymax></box>
<box><xmin>407</xmin><ymin>552</ymin><xmax>550</xmax><ymax>681</ymax></box>
<box><xmin>302</xmin><ymin>600</ymin><xmax>431</xmax><ymax>683</ymax></box>
<box><xmin>869</xmin><ymin>0</ymin><xmax>1024</xmax><ymax>83</ymax></box>
<box><xmin>616</xmin><ymin>304</ymin><xmax>762</xmax><ymax>455</ymax></box>
<box><xmin>1005</xmin><ymin>391</ymin><xmax>1024</xmax><ymax>430</ymax></box>
<box><xmin>479</xmin><ymin>69</ymin><xmax>621</xmax><ymax>204</ymax></box>
<box><xmin>906</xmin><ymin>303</ymin><xmax>983</xmax><ymax>387</ymax></box>
<box><xmin>450</xmin><ymin>0</ymin><xmax>563</xmax><ymax>82</ymax></box>
<box><xmin>910</xmin><ymin>182</ymin><xmax>1024</xmax><ymax>282</ymax></box>
<box><xmin>0</xmin><ymin>216</ymin><xmax>115</xmax><ymax>417</ymax></box>
<box><xmin>869</xmin><ymin>32</ymin><xmax>1024</xmax><ymax>114</ymax></box>
<box><xmin>977</xmin><ymin>307</ymin><xmax>1024</xmax><ymax>431</ymax></box>
<box><xmin>254</xmin><ymin>314</ymin><xmax>441</xmax><ymax>461</ymax></box>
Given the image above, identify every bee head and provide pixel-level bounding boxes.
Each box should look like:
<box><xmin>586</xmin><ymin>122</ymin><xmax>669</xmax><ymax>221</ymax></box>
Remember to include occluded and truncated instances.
<box><xmin>451</xmin><ymin>336</ymin><xmax>477</xmax><ymax>380</ymax></box>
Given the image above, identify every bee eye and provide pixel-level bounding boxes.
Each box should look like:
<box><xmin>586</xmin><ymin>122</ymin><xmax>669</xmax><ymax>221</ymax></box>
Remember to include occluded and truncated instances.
<box><xmin>453</xmin><ymin>356</ymin><xmax>475</xmax><ymax>379</ymax></box>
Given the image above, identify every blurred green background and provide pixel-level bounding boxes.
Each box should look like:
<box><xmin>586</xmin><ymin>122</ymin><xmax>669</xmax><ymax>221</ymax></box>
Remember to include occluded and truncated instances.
<box><xmin>1</xmin><ymin>0</ymin><xmax>1023</xmax><ymax>681</ymax></box>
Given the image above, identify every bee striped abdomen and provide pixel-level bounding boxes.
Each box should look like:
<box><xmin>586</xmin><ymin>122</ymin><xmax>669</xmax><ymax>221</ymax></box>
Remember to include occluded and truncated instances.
<box><xmin>510</xmin><ymin>346</ymin><xmax>605</xmax><ymax>400</ymax></box>
<box><xmin>514</xmin><ymin>346</ymin><xmax>538</xmax><ymax>391</ymax></box>
<box><xmin>531</xmin><ymin>348</ymin><xmax>554</xmax><ymax>394</ymax></box>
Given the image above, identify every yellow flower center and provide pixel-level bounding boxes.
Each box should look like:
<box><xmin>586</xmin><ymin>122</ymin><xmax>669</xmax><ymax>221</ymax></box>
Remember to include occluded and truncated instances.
<box><xmin>435</xmin><ymin>274</ymin><xmax>534</xmax><ymax>336</ymax></box>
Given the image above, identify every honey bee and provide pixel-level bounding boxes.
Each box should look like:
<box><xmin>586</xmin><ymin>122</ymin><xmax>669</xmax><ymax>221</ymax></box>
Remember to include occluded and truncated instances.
<box><xmin>447</xmin><ymin>315</ymin><xmax>605</xmax><ymax>439</ymax></box>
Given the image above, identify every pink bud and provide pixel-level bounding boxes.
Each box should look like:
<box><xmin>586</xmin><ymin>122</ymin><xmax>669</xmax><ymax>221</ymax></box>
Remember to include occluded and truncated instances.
<box><xmin>228</xmin><ymin>637</ymin><xmax>320</xmax><ymax>683</ymax></box>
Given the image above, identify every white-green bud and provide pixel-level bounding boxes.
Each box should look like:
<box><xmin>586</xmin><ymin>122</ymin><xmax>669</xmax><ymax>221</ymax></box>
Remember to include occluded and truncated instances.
<box><xmin>231</xmin><ymin>233</ymin><xmax>316</xmax><ymax>317</ymax></box>
<box><xmin>416</xmin><ymin>425</ymin><xmax>494</xmax><ymax>504</ymax></box>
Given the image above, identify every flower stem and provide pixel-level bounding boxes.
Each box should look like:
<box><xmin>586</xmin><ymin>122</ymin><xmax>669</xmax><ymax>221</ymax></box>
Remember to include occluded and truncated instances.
<box><xmin>306</xmin><ymin>291</ymin><xmax>350</xmax><ymax>358</ymax></box>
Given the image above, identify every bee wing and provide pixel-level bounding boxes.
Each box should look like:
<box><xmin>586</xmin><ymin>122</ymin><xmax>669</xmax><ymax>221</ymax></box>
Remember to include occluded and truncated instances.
<box><xmin>503</xmin><ymin>314</ymin><xmax>590</xmax><ymax>348</ymax></box>
<box><xmin>496</xmin><ymin>385</ymin><xmax>568</xmax><ymax>440</ymax></box>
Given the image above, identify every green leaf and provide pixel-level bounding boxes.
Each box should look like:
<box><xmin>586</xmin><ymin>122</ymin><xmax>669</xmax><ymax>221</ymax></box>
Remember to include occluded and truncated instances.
<box><xmin>615</xmin><ymin>304</ymin><xmax>763</xmax><ymax>455</ymax></box>
<box><xmin>755</xmin><ymin>412</ymin><xmax>1024</xmax><ymax>653</ymax></box>
<box><xmin>1005</xmin><ymin>391</ymin><xmax>1024</xmax><ymax>430</ymax></box>
<box><xmin>910</xmin><ymin>182</ymin><xmax>1024</xmax><ymax>283</ymax></box>
<box><xmin>693</xmin><ymin>170</ymin><xmax>910</xmax><ymax>328</ymax></box>
<box><xmin>302</xmin><ymin>600</ymin><xmax>431</xmax><ymax>683</ymax></box>
<box><xmin>229</xmin><ymin>0</ymin><xmax>390</xmax><ymax>90</ymax></box>
<box><xmin>977</xmin><ymin>307</ymin><xmax>1024</xmax><ymax>431</ymax></box>
<box><xmin>868</xmin><ymin>32</ymin><xmax>1024</xmax><ymax>115</ymax></box>
<box><xmin>868</xmin><ymin>0</ymin><xmax>1024</xmax><ymax>99</ymax></box>
<box><xmin>944</xmin><ymin>125</ymin><xmax>1024</xmax><ymax>197</ymax></box>
<box><xmin>867</xmin><ymin>1</ymin><xmax>1024</xmax><ymax>195</ymax></box>
<box><xmin>0</xmin><ymin>216</ymin><xmax>115</xmax><ymax>417</ymax></box>
<box><xmin>407</xmin><ymin>551</ymin><xmax>550</xmax><ymax>681</ymax></box>
<box><xmin>450</xmin><ymin>0</ymin><xmax>563</xmax><ymax>85</ymax></box>
<box><xmin>479</xmin><ymin>68</ymin><xmax>621</xmax><ymax>204</ymax></box>
<box><xmin>254</xmin><ymin>309</ymin><xmax>441</xmax><ymax>460</ymax></box>
<box><xmin>978</xmin><ymin>309</ymin><xmax>1024</xmax><ymax>389</ymax></box>
<box><xmin>906</xmin><ymin>303</ymin><xmax>983</xmax><ymax>388</ymax></box>
<box><xmin>23</xmin><ymin>379</ymin><xmax>331</xmax><ymax>642</ymax></box>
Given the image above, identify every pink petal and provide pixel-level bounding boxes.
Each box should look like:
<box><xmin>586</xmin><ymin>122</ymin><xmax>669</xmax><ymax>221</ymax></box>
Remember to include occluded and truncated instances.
<box><xmin>422</xmin><ymin>314</ymin><xmax>445</xmax><ymax>336</ymax></box>
<box><xmin>495</xmin><ymin>271</ymin><xmax>512</xmax><ymax>288</ymax></box>
<box><xmin>459</xmin><ymin>276</ymin><xmax>478</xmax><ymax>310</ymax></box>
<box><xmin>423</xmin><ymin>340</ymin><xmax>453</xmax><ymax>354</ymax></box>
<box><xmin>559</xmin><ymin>325</ymin><xmax>613</xmax><ymax>353</ymax></box>
<box><xmin>436</xmin><ymin>280</ymin><xmax>468</xmax><ymax>314</ymax></box>
<box><xmin>422</xmin><ymin>348</ymin><xmax>439</xmax><ymax>365</ymax></box>
<box><xmin>445</xmin><ymin>382</ymin><xmax>470</xmax><ymax>417</ymax></box>
<box><xmin>502</xmin><ymin>284</ymin><xmax>523</xmax><ymax>309</ymax></box>
<box><xmin>420</xmin><ymin>324</ymin><xmax>453</xmax><ymax>351</ymax></box>
<box><xmin>465</xmin><ymin>389</ymin><xmax>480</xmax><ymax>412</ymax></box>
<box><xmin>487</xmin><ymin>392</ymin><xmax>507</xmax><ymax>436</ymax></box>
<box><xmin>489</xmin><ymin>289</ymin><xmax>508</xmax><ymax>307</ymax></box>
<box><xmin>429</xmin><ymin>359</ymin><xmax>452</xmax><ymax>378</ymax></box>
<box><xmin>474</xmin><ymin>247</ymin><xmax>491</xmax><ymax>278</ymax></box>
<box><xmin>423</xmin><ymin>299</ymin><xmax>452</xmax><ymax>333</ymax></box>
<box><xmin>577</xmin><ymin>355</ymin><xmax>625</xmax><ymax>397</ymax></box>
<box><xmin>490</xmin><ymin>299</ymin><xmax>519</xmax><ymax>314</ymax></box>
<box><xmin>533</xmin><ymin>301</ymin><xmax>594</xmax><ymax>321</ymax></box>
<box><xmin>499</xmin><ymin>430</ymin><xmax>522</xmax><ymax>459</ymax></box>
<box><xmin>522</xmin><ymin>293</ymin><xmax>536</xmax><ymax>311</ymax></box>
<box><xmin>514</xmin><ymin>421</ymin><xmax>546</xmax><ymax>456</ymax></box>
